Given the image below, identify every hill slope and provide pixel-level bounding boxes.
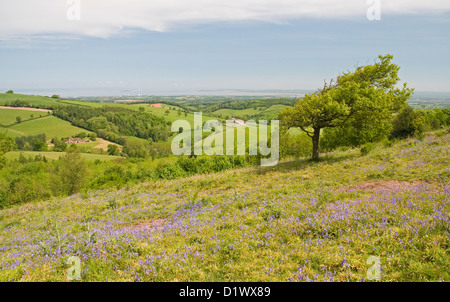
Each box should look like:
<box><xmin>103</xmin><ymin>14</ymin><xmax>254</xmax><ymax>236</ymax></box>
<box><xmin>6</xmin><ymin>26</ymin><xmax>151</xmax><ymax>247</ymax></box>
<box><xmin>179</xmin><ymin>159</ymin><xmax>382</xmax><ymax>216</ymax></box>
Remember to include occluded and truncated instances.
<box><xmin>0</xmin><ymin>131</ymin><xmax>449</xmax><ymax>281</ymax></box>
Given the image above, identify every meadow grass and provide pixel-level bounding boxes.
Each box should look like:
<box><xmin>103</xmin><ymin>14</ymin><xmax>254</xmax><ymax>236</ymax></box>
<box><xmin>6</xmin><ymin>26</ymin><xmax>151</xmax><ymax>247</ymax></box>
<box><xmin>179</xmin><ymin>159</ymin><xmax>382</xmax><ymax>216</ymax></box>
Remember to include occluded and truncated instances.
<box><xmin>0</xmin><ymin>93</ymin><xmax>61</xmax><ymax>108</ymax></box>
<box><xmin>0</xmin><ymin>109</ymin><xmax>49</xmax><ymax>126</ymax></box>
<box><xmin>7</xmin><ymin>116</ymin><xmax>92</xmax><ymax>139</ymax></box>
<box><xmin>0</xmin><ymin>130</ymin><xmax>448</xmax><ymax>282</ymax></box>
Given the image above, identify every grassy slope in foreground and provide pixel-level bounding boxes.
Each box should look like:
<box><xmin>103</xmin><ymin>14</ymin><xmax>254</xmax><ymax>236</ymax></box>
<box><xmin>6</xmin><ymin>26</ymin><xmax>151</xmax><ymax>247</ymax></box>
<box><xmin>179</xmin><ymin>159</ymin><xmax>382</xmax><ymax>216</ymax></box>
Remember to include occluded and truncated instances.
<box><xmin>0</xmin><ymin>130</ymin><xmax>449</xmax><ymax>281</ymax></box>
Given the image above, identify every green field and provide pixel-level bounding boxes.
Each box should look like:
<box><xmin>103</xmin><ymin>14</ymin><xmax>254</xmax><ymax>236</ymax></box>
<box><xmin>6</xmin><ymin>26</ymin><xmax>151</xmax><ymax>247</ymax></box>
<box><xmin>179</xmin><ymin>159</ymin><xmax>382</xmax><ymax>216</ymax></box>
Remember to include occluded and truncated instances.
<box><xmin>212</xmin><ymin>104</ymin><xmax>289</xmax><ymax>120</ymax></box>
<box><xmin>0</xmin><ymin>109</ymin><xmax>50</xmax><ymax>126</ymax></box>
<box><xmin>0</xmin><ymin>93</ymin><xmax>61</xmax><ymax>108</ymax></box>
<box><xmin>5</xmin><ymin>151</ymin><xmax>122</xmax><ymax>161</ymax></box>
<box><xmin>212</xmin><ymin>107</ymin><xmax>262</xmax><ymax>117</ymax></box>
<box><xmin>6</xmin><ymin>116</ymin><xmax>92</xmax><ymax>139</ymax></box>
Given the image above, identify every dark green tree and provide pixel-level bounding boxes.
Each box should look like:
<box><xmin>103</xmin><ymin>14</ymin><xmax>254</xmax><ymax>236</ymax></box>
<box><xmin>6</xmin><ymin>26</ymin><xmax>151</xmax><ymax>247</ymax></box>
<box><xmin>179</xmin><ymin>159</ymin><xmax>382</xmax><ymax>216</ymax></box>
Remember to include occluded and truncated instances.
<box><xmin>390</xmin><ymin>106</ymin><xmax>425</xmax><ymax>139</ymax></box>
<box><xmin>57</xmin><ymin>148</ymin><xmax>88</xmax><ymax>195</ymax></box>
<box><xmin>107</xmin><ymin>144</ymin><xmax>120</xmax><ymax>156</ymax></box>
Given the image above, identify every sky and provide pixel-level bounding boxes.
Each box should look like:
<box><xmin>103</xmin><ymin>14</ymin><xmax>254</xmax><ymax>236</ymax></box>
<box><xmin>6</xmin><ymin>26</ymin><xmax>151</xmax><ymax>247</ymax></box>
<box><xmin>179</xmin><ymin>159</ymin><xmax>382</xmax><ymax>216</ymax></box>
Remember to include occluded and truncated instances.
<box><xmin>0</xmin><ymin>0</ymin><xmax>449</xmax><ymax>97</ymax></box>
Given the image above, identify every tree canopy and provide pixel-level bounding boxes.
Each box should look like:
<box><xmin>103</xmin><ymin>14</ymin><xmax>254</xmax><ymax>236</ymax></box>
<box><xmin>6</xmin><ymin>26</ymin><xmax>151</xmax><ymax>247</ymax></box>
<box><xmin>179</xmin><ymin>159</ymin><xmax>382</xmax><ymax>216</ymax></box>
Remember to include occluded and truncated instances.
<box><xmin>279</xmin><ymin>54</ymin><xmax>413</xmax><ymax>159</ymax></box>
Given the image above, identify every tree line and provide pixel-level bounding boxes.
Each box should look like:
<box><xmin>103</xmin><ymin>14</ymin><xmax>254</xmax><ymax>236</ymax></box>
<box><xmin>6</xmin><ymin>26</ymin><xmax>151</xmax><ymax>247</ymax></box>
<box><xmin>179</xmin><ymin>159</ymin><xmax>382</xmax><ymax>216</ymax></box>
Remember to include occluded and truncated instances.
<box><xmin>53</xmin><ymin>105</ymin><xmax>171</xmax><ymax>144</ymax></box>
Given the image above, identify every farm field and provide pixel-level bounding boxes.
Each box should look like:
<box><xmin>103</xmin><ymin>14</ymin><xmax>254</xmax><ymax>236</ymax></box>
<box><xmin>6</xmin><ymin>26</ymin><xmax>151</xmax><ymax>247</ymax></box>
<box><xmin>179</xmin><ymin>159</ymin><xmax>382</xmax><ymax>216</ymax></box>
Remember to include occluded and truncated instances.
<box><xmin>1</xmin><ymin>130</ymin><xmax>448</xmax><ymax>282</ymax></box>
<box><xmin>6</xmin><ymin>116</ymin><xmax>92</xmax><ymax>140</ymax></box>
<box><xmin>0</xmin><ymin>93</ymin><xmax>61</xmax><ymax>108</ymax></box>
<box><xmin>0</xmin><ymin>108</ymin><xmax>50</xmax><ymax>126</ymax></box>
<box><xmin>4</xmin><ymin>151</ymin><xmax>122</xmax><ymax>162</ymax></box>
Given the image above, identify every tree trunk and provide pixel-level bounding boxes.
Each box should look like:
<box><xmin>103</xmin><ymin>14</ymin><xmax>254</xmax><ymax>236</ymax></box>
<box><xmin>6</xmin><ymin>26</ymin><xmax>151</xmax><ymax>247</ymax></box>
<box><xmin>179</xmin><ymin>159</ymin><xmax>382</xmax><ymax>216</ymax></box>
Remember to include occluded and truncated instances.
<box><xmin>312</xmin><ymin>128</ymin><xmax>320</xmax><ymax>160</ymax></box>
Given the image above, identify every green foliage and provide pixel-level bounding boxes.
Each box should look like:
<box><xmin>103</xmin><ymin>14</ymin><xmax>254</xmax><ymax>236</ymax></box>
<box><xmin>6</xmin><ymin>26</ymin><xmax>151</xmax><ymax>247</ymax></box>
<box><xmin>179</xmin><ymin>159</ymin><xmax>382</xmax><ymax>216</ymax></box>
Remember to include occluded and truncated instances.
<box><xmin>52</xmin><ymin>137</ymin><xmax>67</xmax><ymax>152</ymax></box>
<box><xmin>279</xmin><ymin>127</ymin><xmax>312</xmax><ymax>159</ymax></box>
<box><xmin>15</xmin><ymin>134</ymin><xmax>47</xmax><ymax>151</ymax></box>
<box><xmin>122</xmin><ymin>139</ymin><xmax>150</xmax><ymax>158</ymax></box>
<box><xmin>51</xmin><ymin>95</ymin><xmax>60</xmax><ymax>99</ymax></box>
<box><xmin>53</xmin><ymin>105</ymin><xmax>170</xmax><ymax>143</ymax></box>
<box><xmin>391</xmin><ymin>106</ymin><xmax>426</xmax><ymax>139</ymax></box>
<box><xmin>16</xmin><ymin>116</ymin><xmax>22</xmax><ymax>123</ymax></box>
<box><xmin>6</xmin><ymin>90</ymin><xmax>13</xmax><ymax>94</ymax></box>
<box><xmin>0</xmin><ymin>131</ymin><xmax>16</xmax><ymax>169</ymax></box>
<box><xmin>88</xmin><ymin>132</ymin><xmax>97</xmax><ymax>141</ymax></box>
<box><xmin>360</xmin><ymin>142</ymin><xmax>376</xmax><ymax>155</ymax></box>
<box><xmin>55</xmin><ymin>148</ymin><xmax>88</xmax><ymax>195</ymax></box>
<box><xmin>280</xmin><ymin>54</ymin><xmax>413</xmax><ymax>159</ymax></box>
<box><xmin>107</xmin><ymin>144</ymin><xmax>120</xmax><ymax>156</ymax></box>
<box><xmin>157</xmin><ymin>163</ymin><xmax>186</xmax><ymax>180</ymax></box>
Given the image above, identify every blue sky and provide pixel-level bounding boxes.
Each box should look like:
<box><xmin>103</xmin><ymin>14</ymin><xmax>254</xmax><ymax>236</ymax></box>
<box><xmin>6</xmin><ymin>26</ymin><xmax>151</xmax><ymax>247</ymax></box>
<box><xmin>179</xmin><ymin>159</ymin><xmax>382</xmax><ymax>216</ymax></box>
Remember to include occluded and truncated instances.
<box><xmin>0</xmin><ymin>1</ymin><xmax>449</xmax><ymax>96</ymax></box>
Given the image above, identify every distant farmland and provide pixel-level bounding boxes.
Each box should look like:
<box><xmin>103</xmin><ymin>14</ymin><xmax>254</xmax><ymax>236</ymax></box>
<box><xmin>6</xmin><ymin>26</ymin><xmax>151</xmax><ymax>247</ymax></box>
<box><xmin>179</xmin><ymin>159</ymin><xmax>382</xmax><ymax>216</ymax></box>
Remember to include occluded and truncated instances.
<box><xmin>6</xmin><ymin>116</ymin><xmax>92</xmax><ymax>140</ymax></box>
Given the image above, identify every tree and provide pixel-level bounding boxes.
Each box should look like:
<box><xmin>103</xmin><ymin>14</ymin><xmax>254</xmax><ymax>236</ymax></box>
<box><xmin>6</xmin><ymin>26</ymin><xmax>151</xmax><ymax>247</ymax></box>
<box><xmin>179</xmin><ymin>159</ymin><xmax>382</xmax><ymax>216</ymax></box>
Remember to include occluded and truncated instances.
<box><xmin>139</xmin><ymin>106</ymin><xmax>145</xmax><ymax>113</ymax></box>
<box><xmin>88</xmin><ymin>132</ymin><xmax>97</xmax><ymax>141</ymax></box>
<box><xmin>16</xmin><ymin>116</ymin><xmax>22</xmax><ymax>123</ymax></box>
<box><xmin>52</xmin><ymin>137</ymin><xmax>67</xmax><ymax>152</ymax></box>
<box><xmin>107</xmin><ymin>144</ymin><xmax>119</xmax><ymax>156</ymax></box>
<box><xmin>6</xmin><ymin>90</ymin><xmax>13</xmax><ymax>94</ymax></box>
<box><xmin>51</xmin><ymin>95</ymin><xmax>60</xmax><ymax>99</ymax></box>
<box><xmin>279</xmin><ymin>54</ymin><xmax>413</xmax><ymax>160</ymax></box>
<box><xmin>30</xmin><ymin>138</ymin><xmax>47</xmax><ymax>151</ymax></box>
<box><xmin>122</xmin><ymin>139</ymin><xmax>150</xmax><ymax>158</ymax></box>
<box><xmin>165</xmin><ymin>110</ymin><xmax>170</xmax><ymax>116</ymax></box>
<box><xmin>57</xmin><ymin>148</ymin><xmax>88</xmax><ymax>195</ymax></box>
<box><xmin>0</xmin><ymin>130</ymin><xmax>16</xmax><ymax>169</ymax></box>
<box><xmin>390</xmin><ymin>106</ymin><xmax>425</xmax><ymax>139</ymax></box>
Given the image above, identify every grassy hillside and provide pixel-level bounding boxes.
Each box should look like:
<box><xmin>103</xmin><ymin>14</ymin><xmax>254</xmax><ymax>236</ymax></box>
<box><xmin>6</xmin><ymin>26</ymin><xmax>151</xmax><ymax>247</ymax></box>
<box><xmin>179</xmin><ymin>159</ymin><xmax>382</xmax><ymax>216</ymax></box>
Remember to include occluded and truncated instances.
<box><xmin>0</xmin><ymin>93</ymin><xmax>61</xmax><ymax>108</ymax></box>
<box><xmin>0</xmin><ymin>130</ymin><xmax>448</xmax><ymax>281</ymax></box>
<box><xmin>0</xmin><ymin>108</ymin><xmax>50</xmax><ymax>126</ymax></box>
<box><xmin>6</xmin><ymin>116</ymin><xmax>92</xmax><ymax>139</ymax></box>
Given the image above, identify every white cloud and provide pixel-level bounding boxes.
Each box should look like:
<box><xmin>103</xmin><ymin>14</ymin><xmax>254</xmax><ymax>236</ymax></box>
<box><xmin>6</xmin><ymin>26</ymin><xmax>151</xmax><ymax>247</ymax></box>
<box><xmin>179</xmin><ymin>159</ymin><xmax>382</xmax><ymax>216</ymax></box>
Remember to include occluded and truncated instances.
<box><xmin>0</xmin><ymin>0</ymin><xmax>449</xmax><ymax>39</ymax></box>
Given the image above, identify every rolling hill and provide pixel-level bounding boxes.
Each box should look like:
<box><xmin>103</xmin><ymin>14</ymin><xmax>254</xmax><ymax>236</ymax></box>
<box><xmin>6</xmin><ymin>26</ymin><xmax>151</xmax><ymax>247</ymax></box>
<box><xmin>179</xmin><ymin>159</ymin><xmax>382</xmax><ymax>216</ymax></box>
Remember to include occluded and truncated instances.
<box><xmin>0</xmin><ymin>129</ymin><xmax>448</xmax><ymax>281</ymax></box>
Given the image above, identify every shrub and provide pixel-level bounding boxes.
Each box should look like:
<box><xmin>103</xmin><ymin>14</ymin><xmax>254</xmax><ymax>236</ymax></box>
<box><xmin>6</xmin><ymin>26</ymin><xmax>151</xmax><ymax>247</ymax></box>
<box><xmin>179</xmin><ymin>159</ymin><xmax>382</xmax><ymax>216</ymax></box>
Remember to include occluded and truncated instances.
<box><xmin>361</xmin><ymin>143</ymin><xmax>376</xmax><ymax>155</ymax></box>
<box><xmin>55</xmin><ymin>148</ymin><xmax>88</xmax><ymax>195</ymax></box>
<box><xmin>391</xmin><ymin>106</ymin><xmax>426</xmax><ymax>139</ymax></box>
<box><xmin>177</xmin><ymin>156</ymin><xmax>198</xmax><ymax>174</ymax></box>
<box><xmin>157</xmin><ymin>163</ymin><xmax>186</xmax><ymax>180</ymax></box>
<box><xmin>107</xmin><ymin>144</ymin><xmax>120</xmax><ymax>156</ymax></box>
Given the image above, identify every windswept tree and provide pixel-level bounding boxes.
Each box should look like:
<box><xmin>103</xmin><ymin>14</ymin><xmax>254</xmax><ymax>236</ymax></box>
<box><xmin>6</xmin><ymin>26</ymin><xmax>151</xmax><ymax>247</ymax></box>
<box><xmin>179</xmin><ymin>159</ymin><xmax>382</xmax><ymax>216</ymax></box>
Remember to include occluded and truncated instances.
<box><xmin>279</xmin><ymin>54</ymin><xmax>413</xmax><ymax>160</ymax></box>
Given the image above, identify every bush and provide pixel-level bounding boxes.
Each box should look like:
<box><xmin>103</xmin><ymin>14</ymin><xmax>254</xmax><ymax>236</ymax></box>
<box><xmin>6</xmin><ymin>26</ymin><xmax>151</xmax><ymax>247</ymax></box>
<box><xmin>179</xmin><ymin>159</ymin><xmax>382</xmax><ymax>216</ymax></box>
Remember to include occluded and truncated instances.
<box><xmin>55</xmin><ymin>148</ymin><xmax>88</xmax><ymax>195</ymax></box>
<box><xmin>212</xmin><ymin>156</ymin><xmax>232</xmax><ymax>172</ymax></box>
<box><xmin>360</xmin><ymin>143</ymin><xmax>376</xmax><ymax>155</ymax></box>
<box><xmin>391</xmin><ymin>106</ymin><xmax>426</xmax><ymax>139</ymax></box>
<box><xmin>123</xmin><ymin>139</ymin><xmax>150</xmax><ymax>158</ymax></box>
<box><xmin>52</xmin><ymin>137</ymin><xmax>67</xmax><ymax>152</ymax></box>
<box><xmin>157</xmin><ymin>163</ymin><xmax>186</xmax><ymax>180</ymax></box>
<box><xmin>107</xmin><ymin>144</ymin><xmax>120</xmax><ymax>156</ymax></box>
<box><xmin>6</xmin><ymin>90</ymin><xmax>13</xmax><ymax>94</ymax></box>
<box><xmin>177</xmin><ymin>156</ymin><xmax>198</xmax><ymax>174</ymax></box>
<box><xmin>89</xmin><ymin>166</ymin><xmax>127</xmax><ymax>190</ymax></box>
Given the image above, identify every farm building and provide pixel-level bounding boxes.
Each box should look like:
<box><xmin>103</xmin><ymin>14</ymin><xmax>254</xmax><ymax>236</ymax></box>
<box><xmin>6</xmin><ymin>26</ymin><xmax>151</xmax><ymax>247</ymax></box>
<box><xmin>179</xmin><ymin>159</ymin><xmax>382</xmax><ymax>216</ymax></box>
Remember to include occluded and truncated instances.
<box><xmin>228</xmin><ymin>118</ymin><xmax>246</xmax><ymax>125</ymax></box>
<box><xmin>65</xmin><ymin>137</ymin><xmax>89</xmax><ymax>144</ymax></box>
<box><xmin>149</xmin><ymin>103</ymin><xmax>162</xmax><ymax>108</ymax></box>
